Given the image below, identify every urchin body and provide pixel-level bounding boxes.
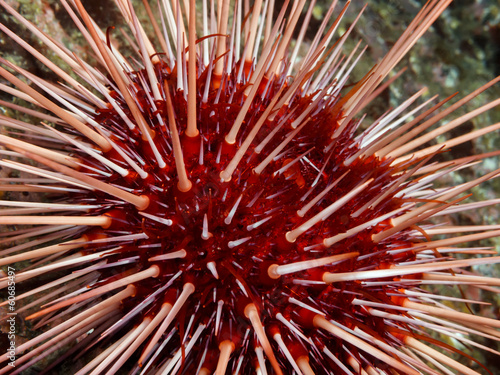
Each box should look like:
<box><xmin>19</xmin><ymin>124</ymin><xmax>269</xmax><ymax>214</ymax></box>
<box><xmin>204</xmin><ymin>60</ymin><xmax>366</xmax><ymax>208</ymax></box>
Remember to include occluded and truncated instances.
<box><xmin>0</xmin><ymin>0</ymin><xmax>500</xmax><ymax>374</ymax></box>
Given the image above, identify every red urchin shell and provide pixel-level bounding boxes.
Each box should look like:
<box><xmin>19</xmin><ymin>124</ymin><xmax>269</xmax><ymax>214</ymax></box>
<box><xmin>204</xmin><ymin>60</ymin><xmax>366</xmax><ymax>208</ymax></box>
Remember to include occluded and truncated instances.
<box><xmin>0</xmin><ymin>0</ymin><xmax>500</xmax><ymax>374</ymax></box>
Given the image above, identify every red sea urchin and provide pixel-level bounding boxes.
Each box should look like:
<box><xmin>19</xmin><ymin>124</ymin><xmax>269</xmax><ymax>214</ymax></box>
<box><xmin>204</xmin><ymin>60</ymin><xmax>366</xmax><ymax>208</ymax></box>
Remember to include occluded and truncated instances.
<box><xmin>0</xmin><ymin>0</ymin><xmax>500</xmax><ymax>374</ymax></box>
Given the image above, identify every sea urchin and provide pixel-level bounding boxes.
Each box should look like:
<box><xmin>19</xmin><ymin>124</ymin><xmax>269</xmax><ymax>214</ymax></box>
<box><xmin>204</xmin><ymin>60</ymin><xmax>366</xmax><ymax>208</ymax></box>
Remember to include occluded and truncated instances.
<box><xmin>0</xmin><ymin>0</ymin><xmax>500</xmax><ymax>374</ymax></box>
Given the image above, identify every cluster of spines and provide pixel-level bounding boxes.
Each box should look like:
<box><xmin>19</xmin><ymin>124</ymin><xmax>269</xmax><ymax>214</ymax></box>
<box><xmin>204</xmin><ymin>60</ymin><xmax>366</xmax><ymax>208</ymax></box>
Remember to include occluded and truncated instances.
<box><xmin>0</xmin><ymin>0</ymin><xmax>499</xmax><ymax>374</ymax></box>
